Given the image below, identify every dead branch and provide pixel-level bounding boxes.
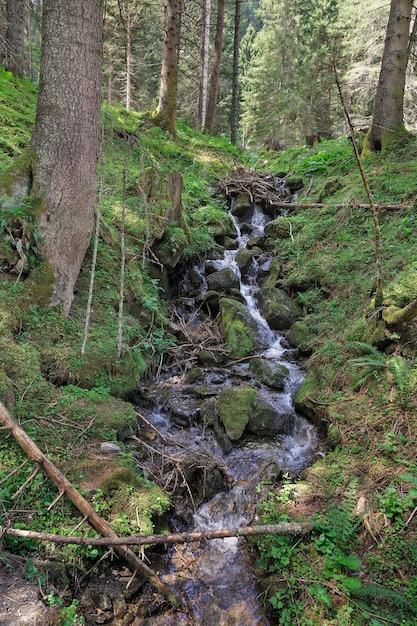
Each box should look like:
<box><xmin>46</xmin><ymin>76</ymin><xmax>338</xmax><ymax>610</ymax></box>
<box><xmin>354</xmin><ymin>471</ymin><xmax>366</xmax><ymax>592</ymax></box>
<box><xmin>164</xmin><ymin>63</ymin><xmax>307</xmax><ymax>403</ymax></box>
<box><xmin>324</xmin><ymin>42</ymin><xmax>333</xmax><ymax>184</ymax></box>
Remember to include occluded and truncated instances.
<box><xmin>1</xmin><ymin>521</ymin><xmax>314</xmax><ymax>547</ymax></box>
<box><xmin>0</xmin><ymin>401</ymin><xmax>184</xmax><ymax>610</ymax></box>
<box><xmin>218</xmin><ymin>168</ymin><xmax>290</xmax><ymax>206</ymax></box>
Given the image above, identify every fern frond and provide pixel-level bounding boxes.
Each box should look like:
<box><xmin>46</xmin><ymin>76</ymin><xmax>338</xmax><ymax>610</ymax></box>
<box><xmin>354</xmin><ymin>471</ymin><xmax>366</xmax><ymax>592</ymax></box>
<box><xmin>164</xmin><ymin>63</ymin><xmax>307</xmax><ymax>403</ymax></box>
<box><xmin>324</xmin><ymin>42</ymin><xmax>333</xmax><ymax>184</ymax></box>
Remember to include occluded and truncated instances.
<box><xmin>347</xmin><ymin>341</ymin><xmax>386</xmax><ymax>359</ymax></box>
<box><xmin>352</xmin><ymin>583</ymin><xmax>417</xmax><ymax>615</ymax></box>
<box><xmin>386</xmin><ymin>355</ymin><xmax>410</xmax><ymax>393</ymax></box>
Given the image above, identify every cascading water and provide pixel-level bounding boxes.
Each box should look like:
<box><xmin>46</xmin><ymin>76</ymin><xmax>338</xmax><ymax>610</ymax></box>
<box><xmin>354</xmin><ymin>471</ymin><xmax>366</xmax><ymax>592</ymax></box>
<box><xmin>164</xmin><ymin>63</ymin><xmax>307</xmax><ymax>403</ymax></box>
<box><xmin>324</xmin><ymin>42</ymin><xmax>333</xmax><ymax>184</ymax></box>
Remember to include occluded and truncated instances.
<box><xmin>133</xmin><ymin>200</ymin><xmax>320</xmax><ymax>625</ymax></box>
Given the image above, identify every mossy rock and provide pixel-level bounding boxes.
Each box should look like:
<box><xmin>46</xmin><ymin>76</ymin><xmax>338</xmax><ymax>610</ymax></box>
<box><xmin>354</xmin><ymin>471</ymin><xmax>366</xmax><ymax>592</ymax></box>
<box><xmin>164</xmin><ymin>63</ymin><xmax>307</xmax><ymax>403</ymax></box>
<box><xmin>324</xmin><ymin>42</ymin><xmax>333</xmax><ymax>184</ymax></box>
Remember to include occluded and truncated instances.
<box><xmin>230</xmin><ymin>194</ymin><xmax>252</xmax><ymax>216</ymax></box>
<box><xmin>286</xmin><ymin>321</ymin><xmax>312</xmax><ymax>353</ymax></box>
<box><xmin>248</xmin><ymin>398</ymin><xmax>294</xmax><ymax>435</ymax></box>
<box><xmin>383</xmin><ymin>269</ymin><xmax>417</xmax><ymax>308</ymax></box>
<box><xmin>217</xmin><ymin>386</ymin><xmax>257</xmax><ymax>440</ymax></box>
<box><xmin>206</xmin><ymin>267</ymin><xmax>240</xmax><ymax>293</ymax></box>
<box><xmin>264</xmin><ymin>217</ymin><xmax>292</xmax><ymax>240</ymax></box>
<box><xmin>293</xmin><ymin>373</ymin><xmax>319</xmax><ymax>420</ymax></box>
<box><xmin>235</xmin><ymin>248</ymin><xmax>254</xmax><ymax>273</ymax></box>
<box><xmin>260</xmin><ymin>257</ymin><xmax>281</xmax><ymax>288</ymax></box>
<box><xmin>153</xmin><ymin>227</ymin><xmax>189</xmax><ymax>268</ymax></box>
<box><xmin>256</xmin><ymin>287</ymin><xmax>303</xmax><ymax>330</ymax></box>
<box><xmin>285</xmin><ymin>175</ymin><xmax>304</xmax><ymax>192</ymax></box>
<box><xmin>56</xmin><ymin>388</ymin><xmax>137</xmax><ymax>442</ymax></box>
<box><xmin>249</xmin><ymin>357</ymin><xmax>289</xmax><ymax>389</ymax></box>
<box><xmin>105</xmin><ymin>470</ymin><xmax>170</xmax><ymax>535</ymax></box>
<box><xmin>219</xmin><ymin>297</ymin><xmax>258</xmax><ymax>358</ymax></box>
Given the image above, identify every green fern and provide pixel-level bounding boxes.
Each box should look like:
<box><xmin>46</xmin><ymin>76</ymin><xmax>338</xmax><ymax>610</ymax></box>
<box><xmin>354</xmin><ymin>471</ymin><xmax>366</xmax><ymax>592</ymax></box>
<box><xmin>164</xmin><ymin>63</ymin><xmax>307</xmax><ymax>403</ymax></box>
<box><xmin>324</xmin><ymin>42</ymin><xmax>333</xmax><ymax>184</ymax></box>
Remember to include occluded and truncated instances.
<box><xmin>348</xmin><ymin>341</ymin><xmax>387</xmax><ymax>389</ymax></box>
<box><xmin>352</xmin><ymin>583</ymin><xmax>417</xmax><ymax>616</ymax></box>
<box><xmin>387</xmin><ymin>355</ymin><xmax>409</xmax><ymax>394</ymax></box>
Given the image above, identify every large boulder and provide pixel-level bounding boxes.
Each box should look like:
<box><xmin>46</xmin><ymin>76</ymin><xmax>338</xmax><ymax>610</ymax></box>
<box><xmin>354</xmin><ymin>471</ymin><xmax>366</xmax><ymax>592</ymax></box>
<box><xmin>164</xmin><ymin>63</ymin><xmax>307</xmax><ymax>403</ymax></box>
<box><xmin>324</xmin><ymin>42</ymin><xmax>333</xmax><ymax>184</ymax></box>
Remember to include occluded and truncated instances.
<box><xmin>219</xmin><ymin>297</ymin><xmax>258</xmax><ymax>358</ymax></box>
<box><xmin>257</xmin><ymin>287</ymin><xmax>303</xmax><ymax>330</ymax></box>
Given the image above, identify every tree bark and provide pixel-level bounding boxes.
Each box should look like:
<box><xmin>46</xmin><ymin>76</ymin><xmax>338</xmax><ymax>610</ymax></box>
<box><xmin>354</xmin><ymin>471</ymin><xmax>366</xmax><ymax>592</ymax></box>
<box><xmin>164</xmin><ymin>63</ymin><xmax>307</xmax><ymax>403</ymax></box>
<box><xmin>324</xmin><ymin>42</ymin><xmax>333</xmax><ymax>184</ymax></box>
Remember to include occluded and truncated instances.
<box><xmin>199</xmin><ymin>0</ymin><xmax>211</xmax><ymax>127</ymax></box>
<box><xmin>5</xmin><ymin>0</ymin><xmax>27</xmax><ymax>77</ymax></box>
<box><xmin>230</xmin><ymin>0</ymin><xmax>241</xmax><ymax>144</ymax></box>
<box><xmin>157</xmin><ymin>0</ymin><xmax>181</xmax><ymax>136</ymax></box>
<box><xmin>204</xmin><ymin>0</ymin><xmax>225</xmax><ymax>134</ymax></box>
<box><xmin>28</xmin><ymin>0</ymin><xmax>104</xmax><ymax>316</ymax></box>
<box><xmin>0</xmin><ymin>401</ymin><xmax>184</xmax><ymax>609</ymax></box>
<box><xmin>367</xmin><ymin>0</ymin><xmax>413</xmax><ymax>151</ymax></box>
<box><xmin>3</xmin><ymin>522</ymin><xmax>314</xmax><ymax>547</ymax></box>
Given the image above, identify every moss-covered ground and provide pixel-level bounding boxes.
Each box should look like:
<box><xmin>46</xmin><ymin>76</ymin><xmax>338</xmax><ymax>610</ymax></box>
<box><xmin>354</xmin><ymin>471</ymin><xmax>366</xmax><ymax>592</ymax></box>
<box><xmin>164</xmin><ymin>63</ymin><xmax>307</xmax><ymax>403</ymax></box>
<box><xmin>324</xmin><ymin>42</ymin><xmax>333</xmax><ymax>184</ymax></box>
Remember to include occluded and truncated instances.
<box><xmin>1</xmin><ymin>66</ymin><xmax>417</xmax><ymax>623</ymax></box>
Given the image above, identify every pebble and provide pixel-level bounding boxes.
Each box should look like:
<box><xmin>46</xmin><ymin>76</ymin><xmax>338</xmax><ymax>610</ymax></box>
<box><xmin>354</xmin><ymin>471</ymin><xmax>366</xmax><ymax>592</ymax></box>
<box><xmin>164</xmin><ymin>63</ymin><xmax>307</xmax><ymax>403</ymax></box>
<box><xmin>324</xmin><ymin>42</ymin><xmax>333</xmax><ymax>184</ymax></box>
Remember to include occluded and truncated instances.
<box><xmin>100</xmin><ymin>442</ymin><xmax>121</xmax><ymax>453</ymax></box>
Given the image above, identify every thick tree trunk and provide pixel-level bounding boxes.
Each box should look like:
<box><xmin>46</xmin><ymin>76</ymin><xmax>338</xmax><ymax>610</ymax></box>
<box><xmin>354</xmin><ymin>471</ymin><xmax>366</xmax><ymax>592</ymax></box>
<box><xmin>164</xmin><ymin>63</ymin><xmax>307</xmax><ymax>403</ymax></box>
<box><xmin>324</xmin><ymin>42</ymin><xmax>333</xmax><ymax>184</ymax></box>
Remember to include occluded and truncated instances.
<box><xmin>204</xmin><ymin>0</ymin><xmax>225</xmax><ymax>134</ymax></box>
<box><xmin>5</xmin><ymin>0</ymin><xmax>27</xmax><ymax>77</ymax></box>
<box><xmin>367</xmin><ymin>0</ymin><xmax>413</xmax><ymax>151</ymax></box>
<box><xmin>157</xmin><ymin>0</ymin><xmax>181</xmax><ymax>136</ymax></box>
<box><xmin>29</xmin><ymin>0</ymin><xmax>104</xmax><ymax>316</ymax></box>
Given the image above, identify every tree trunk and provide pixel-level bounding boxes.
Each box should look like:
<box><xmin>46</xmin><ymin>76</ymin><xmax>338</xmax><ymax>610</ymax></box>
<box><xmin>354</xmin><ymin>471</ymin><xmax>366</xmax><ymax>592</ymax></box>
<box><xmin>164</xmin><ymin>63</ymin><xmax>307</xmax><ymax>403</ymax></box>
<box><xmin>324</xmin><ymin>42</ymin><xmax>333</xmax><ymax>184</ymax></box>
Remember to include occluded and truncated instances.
<box><xmin>29</xmin><ymin>0</ymin><xmax>104</xmax><ymax>316</ymax></box>
<box><xmin>157</xmin><ymin>0</ymin><xmax>181</xmax><ymax>136</ymax></box>
<box><xmin>5</xmin><ymin>0</ymin><xmax>27</xmax><ymax>77</ymax></box>
<box><xmin>199</xmin><ymin>0</ymin><xmax>211</xmax><ymax>128</ymax></box>
<box><xmin>367</xmin><ymin>0</ymin><xmax>413</xmax><ymax>151</ymax></box>
<box><xmin>230</xmin><ymin>0</ymin><xmax>241</xmax><ymax>144</ymax></box>
<box><xmin>204</xmin><ymin>0</ymin><xmax>225</xmax><ymax>134</ymax></box>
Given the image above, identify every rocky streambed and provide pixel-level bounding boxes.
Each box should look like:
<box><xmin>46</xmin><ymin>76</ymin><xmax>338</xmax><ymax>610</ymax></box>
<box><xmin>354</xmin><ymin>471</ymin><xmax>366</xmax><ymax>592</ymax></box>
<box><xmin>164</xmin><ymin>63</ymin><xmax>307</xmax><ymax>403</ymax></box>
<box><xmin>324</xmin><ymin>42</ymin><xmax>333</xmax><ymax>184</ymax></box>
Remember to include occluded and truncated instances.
<box><xmin>3</xmin><ymin>178</ymin><xmax>323</xmax><ymax>625</ymax></box>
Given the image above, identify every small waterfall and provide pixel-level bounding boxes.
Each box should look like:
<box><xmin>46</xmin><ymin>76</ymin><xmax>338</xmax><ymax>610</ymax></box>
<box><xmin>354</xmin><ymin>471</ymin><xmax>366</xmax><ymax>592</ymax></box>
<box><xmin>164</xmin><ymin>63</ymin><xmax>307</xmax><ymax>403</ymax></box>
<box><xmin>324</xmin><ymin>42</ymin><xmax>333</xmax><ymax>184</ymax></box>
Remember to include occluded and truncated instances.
<box><xmin>134</xmin><ymin>199</ymin><xmax>319</xmax><ymax>624</ymax></box>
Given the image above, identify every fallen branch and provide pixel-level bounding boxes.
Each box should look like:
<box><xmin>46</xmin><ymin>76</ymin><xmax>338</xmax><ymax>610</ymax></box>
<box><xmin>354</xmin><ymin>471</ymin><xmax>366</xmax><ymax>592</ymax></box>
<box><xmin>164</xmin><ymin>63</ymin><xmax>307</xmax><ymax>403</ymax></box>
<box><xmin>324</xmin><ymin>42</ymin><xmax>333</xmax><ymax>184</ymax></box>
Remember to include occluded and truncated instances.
<box><xmin>0</xmin><ymin>401</ymin><xmax>184</xmax><ymax>610</ymax></box>
<box><xmin>266</xmin><ymin>201</ymin><xmax>409</xmax><ymax>211</ymax></box>
<box><xmin>1</xmin><ymin>521</ymin><xmax>314</xmax><ymax>547</ymax></box>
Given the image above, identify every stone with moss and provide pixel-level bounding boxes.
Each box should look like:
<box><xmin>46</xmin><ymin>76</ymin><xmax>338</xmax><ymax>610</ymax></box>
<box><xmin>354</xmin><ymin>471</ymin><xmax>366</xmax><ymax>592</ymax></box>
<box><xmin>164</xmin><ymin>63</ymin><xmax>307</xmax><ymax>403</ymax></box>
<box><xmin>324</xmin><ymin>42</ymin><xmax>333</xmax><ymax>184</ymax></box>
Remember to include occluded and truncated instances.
<box><xmin>293</xmin><ymin>373</ymin><xmax>319</xmax><ymax>420</ymax></box>
<box><xmin>248</xmin><ymin>397</ymin><xmax>294</xmax><ymax>435</ymax></box>
<box><xmin>219</xmin><ymin>297</ymin><xmax>258</xmax><ymax>358</ymax></box>
<box><xmin>207</xmin><ymin>267</ymin><xmax>240</xmax><ymax>293</ymax></box>
<box><xmin>257</xmin><ymin>287</ymin><xmax>303</xmax><ymax>330</ymax></box>
<box><xmin>286</xmin><ymin>321</ymin><xmax>312</xmax><ymax>353</ymax></box>
<box><xmin>217</xmin><ymin>386</ymin><xmax>258</xmax><ymax>440</ymax></box>
<box><xmin>249</xmin><ymin>357</ymin><xmax>289</xmax><ymax>389</ymax></box>
<box><xmin>153</xmin><ymin>227</ymin><xmax>189</xmax><ymax>268</ymax></box>
<box><xmin>264</xmin><ymin>216</ymin><xmax>292</xmax><ymax>240</ymax></box>
<box><xmin>235</xmin><ymin>248</ymin><xmax>254</xmax><ymax>274</ymax></box>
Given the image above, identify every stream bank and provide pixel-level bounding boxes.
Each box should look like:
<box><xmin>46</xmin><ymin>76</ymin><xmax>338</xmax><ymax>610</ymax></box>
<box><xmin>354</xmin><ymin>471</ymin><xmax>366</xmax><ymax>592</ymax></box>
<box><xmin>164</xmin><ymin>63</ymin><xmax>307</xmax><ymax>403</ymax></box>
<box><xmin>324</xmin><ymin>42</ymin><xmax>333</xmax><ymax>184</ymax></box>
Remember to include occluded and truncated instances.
<box><xmin>98</xmin><ymin>182</ymin><xmax>323</xmax><ymax>625</ymax></box>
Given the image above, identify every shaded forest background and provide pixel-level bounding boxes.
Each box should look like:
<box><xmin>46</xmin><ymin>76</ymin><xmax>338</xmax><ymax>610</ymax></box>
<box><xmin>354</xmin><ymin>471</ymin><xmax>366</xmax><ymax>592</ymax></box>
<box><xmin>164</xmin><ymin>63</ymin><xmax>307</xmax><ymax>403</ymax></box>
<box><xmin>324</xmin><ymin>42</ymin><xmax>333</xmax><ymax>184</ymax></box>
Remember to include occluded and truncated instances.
<box><xmin>2</xmin><ymin>0</ymin><xmax>417</xmax><ymax>145</ymax></box>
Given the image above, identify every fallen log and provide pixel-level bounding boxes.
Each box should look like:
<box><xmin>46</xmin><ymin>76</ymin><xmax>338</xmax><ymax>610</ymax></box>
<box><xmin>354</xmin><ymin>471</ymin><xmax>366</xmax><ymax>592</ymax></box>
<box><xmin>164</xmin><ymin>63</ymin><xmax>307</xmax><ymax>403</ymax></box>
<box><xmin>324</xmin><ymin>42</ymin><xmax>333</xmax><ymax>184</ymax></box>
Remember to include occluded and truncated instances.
<box><xmin>1</xmin><ymin>521</ymin><xmax>315</xmax><ymax>547</ymax></box>
<box><xmin>0</xmin><ymin>401</ymin><xmax>184</xmax><ymax>610</ymax></box>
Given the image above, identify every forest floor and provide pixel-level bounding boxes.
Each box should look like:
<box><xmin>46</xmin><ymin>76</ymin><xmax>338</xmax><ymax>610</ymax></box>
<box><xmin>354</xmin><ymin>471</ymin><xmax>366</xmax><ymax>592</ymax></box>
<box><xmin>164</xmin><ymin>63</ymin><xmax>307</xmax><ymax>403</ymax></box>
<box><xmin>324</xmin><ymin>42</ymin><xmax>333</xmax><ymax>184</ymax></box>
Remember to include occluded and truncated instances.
<box><xmin>1</xmin><ymin>68</ymin><xmax>417</xmax><ymax>624</ymax></box>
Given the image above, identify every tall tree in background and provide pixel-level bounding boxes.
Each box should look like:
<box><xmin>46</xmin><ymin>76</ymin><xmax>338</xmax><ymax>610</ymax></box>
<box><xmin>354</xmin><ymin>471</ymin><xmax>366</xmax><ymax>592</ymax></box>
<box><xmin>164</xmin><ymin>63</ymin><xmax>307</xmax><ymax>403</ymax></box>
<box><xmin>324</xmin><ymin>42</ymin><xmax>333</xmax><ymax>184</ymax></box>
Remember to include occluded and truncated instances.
<box><xmin>4</xmin><ymin>0</ymin><xmax>27</xmax><ymax>76</ymax></box>
<box><xmin>157</xmin><ymin>0</ymin><xmax>181</xmax><ymax>135</ymax></box>
<box><xmin>199</xmin><ymin>0</ymin><xmax>211</xmax><ymax>127</ymax></box>
<box><xmin>204</xmin><ymin>0</ymin><xmax>225</xmax><ymax>134</ymax></box>
<box><xmin>1</xmin><ymin>0</ymin><xmax>104</xmax><ymax>316</ymax></box>
<box><xmin>230</xmin><ymin>0</ymin><xmax>241</xmax><ymax>143</ymax></box>
<box><xmin>367</xmin><ymin>0</ymin><xmax>414</xmax><ymax>151</ymax></box>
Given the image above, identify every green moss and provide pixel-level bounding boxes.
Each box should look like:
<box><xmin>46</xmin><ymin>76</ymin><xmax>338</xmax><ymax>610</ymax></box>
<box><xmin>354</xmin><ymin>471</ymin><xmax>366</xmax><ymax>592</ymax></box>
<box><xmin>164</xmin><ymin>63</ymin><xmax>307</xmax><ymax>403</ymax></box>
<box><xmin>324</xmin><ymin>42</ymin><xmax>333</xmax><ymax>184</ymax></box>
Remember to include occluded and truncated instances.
<box><xmin>219</xmin><ymin>297</ymin><xmax>257</xmax><ymax>358</ymax></box>
<box><xmin>217</xmin><ymin>386</ymin><xmax>258</xmax><ymax>440</ymax></box>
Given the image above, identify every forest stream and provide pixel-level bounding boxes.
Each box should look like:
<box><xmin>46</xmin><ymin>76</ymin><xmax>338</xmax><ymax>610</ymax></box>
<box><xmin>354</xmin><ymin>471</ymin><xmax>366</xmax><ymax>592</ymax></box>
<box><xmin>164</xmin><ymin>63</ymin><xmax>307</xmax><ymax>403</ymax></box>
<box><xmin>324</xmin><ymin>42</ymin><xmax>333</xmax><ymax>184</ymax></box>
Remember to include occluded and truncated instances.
<box><xmin>98</xmin><ymin>197</ymin><xmax>322</xmax><ymax>625</ymax></box>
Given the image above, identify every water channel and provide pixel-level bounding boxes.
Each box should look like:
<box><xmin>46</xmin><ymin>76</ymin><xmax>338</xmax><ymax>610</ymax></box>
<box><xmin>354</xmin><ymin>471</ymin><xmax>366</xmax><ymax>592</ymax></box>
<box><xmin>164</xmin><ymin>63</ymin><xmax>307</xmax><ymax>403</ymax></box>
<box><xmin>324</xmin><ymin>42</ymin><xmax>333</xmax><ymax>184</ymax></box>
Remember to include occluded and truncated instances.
<box><xmin>132</xmin><ymin>199</ymin><xmax>321</xmax><ymax>624</ymax></box>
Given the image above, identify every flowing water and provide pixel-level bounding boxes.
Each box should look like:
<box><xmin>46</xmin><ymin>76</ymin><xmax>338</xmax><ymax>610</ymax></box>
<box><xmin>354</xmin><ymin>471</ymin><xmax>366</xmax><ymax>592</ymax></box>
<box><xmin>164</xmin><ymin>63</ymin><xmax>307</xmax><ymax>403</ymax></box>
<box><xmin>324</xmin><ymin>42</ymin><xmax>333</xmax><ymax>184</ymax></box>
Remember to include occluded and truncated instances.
<box><xmin>134</xmin><ymin>202</ymin><xmax>320</xmax><ymax>625</ymax></box>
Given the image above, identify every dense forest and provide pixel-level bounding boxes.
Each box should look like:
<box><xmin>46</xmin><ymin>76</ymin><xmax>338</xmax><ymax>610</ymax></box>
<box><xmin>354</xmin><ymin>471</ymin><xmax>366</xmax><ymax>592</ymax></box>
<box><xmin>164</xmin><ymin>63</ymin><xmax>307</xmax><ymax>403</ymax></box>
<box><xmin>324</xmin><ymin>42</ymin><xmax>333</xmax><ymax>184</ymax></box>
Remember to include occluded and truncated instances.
<box><xmin>1</xmin><ymin>0</ymin><xmax>417</xmax><ymax>625</ymax></box>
